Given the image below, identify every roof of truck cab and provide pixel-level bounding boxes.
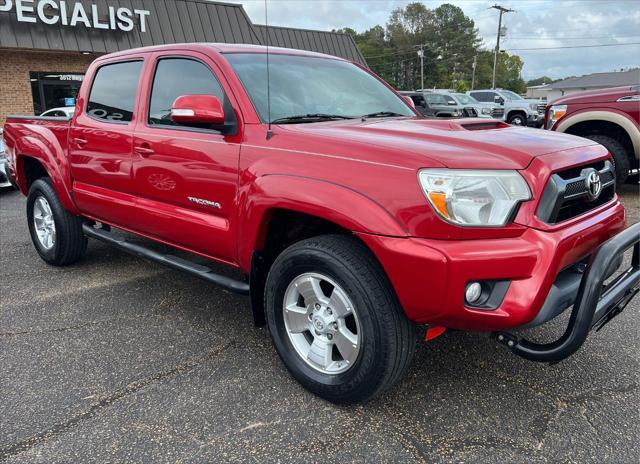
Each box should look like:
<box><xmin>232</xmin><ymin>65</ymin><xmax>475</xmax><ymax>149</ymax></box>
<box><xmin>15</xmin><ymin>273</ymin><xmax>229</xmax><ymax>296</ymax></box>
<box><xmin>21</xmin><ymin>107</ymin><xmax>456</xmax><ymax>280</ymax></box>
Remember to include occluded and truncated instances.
<box><xmin>93</xmin><ymin>43</ymin><xmax>349</xmax><ymax>63</ymax></box>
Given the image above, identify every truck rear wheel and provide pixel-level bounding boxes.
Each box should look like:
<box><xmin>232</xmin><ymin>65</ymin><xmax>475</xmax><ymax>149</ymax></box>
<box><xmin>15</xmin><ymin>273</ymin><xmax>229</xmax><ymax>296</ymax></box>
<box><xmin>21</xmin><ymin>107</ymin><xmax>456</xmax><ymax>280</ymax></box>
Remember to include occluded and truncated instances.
<box><xmin>584</xmin><ymin>134</ymin><xmax>630</xmax><ymax>185</ymax></box>
<box><xmin>265</xmin><ymin>234</ymin><xmax>416</xmax><ymax>404</ymax></box>
<box><xmin>27</xmin><ymin>178</ymin><xmax>87</xmax><ymax>266</ymax></box>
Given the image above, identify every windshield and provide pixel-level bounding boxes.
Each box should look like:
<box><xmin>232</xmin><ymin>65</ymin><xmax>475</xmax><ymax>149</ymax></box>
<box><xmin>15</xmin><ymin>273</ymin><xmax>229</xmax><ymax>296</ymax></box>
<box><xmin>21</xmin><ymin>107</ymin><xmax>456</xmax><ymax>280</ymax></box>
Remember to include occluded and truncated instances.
<box><xmin>453</xmin><ymin>94</ymin><xmax>477</xmax><ymax>105</ymax></box>
<box><xmin>500</xmin><ymin>90</ymin><xmax>523</xmax><ymax>101</ymax></box>
<box><xmin>225</xmin><ymin>53</ymin><xmax>415</xmax><ymax>122</ymax></box>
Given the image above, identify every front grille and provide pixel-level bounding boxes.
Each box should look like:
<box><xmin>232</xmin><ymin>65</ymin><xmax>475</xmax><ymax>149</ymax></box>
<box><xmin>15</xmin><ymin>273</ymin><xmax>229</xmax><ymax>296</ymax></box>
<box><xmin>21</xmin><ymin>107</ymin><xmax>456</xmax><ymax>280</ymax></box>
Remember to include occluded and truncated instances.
<box><xmin>491</xmin><ymin>108</ymin><xmax>505</xmax><ymax>118</ymax></box>
<box><xmin>536</xmin><ymin>160</ymin><xmax>616</xmax><ymax>224</ymax></box>
<box><xmin>537</xmin><ymin>103</ymin><xmax>546</xmax><ymax>114</ymax></box>
<box><xmin>462</xmin><ymin>107</ymin><xmax>478</xmax><ymax>117</ymax></box>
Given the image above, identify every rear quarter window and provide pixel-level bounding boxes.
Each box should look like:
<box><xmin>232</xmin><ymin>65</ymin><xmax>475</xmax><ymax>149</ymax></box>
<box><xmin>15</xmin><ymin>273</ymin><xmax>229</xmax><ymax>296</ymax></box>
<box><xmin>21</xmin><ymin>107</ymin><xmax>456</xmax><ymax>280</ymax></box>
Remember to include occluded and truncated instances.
<box><xmin>86</xmin><ymin>61</ymin><xmax>143</xmax><ymax>123</ymax></box>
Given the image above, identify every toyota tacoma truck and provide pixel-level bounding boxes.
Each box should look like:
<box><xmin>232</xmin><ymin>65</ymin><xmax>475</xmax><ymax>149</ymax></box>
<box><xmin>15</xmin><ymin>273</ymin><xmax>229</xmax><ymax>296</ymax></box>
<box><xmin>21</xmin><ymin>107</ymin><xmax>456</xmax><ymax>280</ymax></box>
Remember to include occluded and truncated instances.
<box><xmin>3</xmin><ymin>44</ymin><xmax>639</xmax><ymax>404</ymax></box>
<box><xmin>546</xmin><ymin>85</ymin><xmax>640</xmax><ymax>185</ymax></box>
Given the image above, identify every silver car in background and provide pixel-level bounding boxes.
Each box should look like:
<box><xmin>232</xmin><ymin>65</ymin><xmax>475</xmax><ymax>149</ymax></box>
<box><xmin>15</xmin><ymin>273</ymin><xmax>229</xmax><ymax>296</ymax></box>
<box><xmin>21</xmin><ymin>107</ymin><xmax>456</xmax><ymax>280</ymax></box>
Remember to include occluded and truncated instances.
<box><xmin>0</xmin><ymin>128</ymin><xmax>13</xmax><ymax>189</ymax></box>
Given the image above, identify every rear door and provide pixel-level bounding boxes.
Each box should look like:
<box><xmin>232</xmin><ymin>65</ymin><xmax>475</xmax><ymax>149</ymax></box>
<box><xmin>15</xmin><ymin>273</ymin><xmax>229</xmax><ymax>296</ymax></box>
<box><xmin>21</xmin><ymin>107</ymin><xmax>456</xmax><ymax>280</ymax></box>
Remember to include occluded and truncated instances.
<box><xmin>130</xmin><ymin>51</ymin><xmax>242</xmax><ymax>263</ymax></box>
<box><xmin>69</xmin><ymin>59</ymin><xmax>145</xmax><ymax>225</ymax></box>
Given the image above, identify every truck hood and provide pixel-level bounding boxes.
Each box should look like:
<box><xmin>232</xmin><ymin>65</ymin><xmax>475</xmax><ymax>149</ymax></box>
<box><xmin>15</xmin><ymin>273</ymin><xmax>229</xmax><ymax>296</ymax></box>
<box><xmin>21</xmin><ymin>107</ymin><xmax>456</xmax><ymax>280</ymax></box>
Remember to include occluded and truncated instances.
<box><xmin>280</xmin><ymin>117</ymin><xmax>598</xmax><ymax>170</ymax></box>
<box><xmin>550</xmin><ymin>85</ymin><xmax>639</xmax><ymax>105</ymax></box>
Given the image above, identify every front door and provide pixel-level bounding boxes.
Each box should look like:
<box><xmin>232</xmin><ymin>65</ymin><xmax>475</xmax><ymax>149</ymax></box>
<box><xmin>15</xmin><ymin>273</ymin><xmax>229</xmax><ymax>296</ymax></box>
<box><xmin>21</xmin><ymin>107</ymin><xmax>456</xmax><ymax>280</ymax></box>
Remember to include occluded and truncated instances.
<box><xmin>69</xmin><ymin>59</ymin><xmax>144</xmax><ymax>226</ymax></box>
<box><xmin>131</xmin><ymin>53</ymin><xmax>241</xmax><ymax>264</ymax></box>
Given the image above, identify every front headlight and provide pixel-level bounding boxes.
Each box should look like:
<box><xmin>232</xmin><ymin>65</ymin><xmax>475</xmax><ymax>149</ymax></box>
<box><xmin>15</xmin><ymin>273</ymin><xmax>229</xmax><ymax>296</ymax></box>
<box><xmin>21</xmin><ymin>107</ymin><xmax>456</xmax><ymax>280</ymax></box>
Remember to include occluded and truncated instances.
<box><xmin>546</xmin><ymin>104</ymin><xmax>567</xmax><ymax>129</ymax></box>
<box><xmin>481</xmin><ymin>107</ymin><xmax>492</xmax><ymax>115</ymax></box>
<box><xmin>418</xmin><ymin>169</ymin><xmax>531</xmax><ymax>227</ymax></box>
<box><xmin>529</xmin><ymin>103</ymin><xmax>539</xmax><ymax>111</ymax></box>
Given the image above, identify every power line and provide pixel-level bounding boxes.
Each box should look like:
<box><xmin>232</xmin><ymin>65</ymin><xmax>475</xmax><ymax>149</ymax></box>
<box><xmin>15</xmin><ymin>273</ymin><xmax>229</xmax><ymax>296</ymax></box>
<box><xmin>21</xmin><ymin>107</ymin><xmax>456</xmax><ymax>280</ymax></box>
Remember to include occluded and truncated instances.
<box><xmin>505</xmin><ymin>35</ymin><xmax>640</xmax><ymax>40</ymax></box>
<box><xmin>506</xmin><ymin>42</ymin><xmax>640</xmax><ymax>51</ymax></box>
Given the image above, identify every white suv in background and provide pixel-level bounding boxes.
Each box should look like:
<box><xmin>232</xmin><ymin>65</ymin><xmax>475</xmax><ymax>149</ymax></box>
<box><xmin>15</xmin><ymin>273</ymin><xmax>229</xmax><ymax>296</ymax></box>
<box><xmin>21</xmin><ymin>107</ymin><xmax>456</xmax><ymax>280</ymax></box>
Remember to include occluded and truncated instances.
<box><xmin>435</xmin><ymin>91</ymin><xmax>505</xmax><ymax>120</ymax></box>
<box><xmin>468</xmin><ymin>89</ymin><xmax>545</xmax><ymax>127</ymax></box>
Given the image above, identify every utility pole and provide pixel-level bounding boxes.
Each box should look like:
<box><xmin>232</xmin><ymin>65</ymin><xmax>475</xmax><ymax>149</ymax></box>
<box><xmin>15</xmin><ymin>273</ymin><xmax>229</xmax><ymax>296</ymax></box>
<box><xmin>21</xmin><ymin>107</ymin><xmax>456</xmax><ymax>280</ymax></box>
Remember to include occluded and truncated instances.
<box><xmin>417</xmin><ymin>45</ymin><xmax>424</xmax><ymax>90</ymax></box>
<box><xmin>491</xmin><ymin>4</ymin><xmax>513</xmax><ymax>89</ymax></box>
<box><xmin>471</xmin><ymin>55</ymin><xmax>477</xmax><ymax>90</ymax></box>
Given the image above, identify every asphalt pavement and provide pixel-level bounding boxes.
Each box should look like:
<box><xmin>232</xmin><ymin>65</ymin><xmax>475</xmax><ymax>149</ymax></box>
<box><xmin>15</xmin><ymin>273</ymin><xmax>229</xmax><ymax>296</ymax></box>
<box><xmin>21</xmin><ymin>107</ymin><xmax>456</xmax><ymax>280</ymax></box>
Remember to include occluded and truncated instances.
<box><xmin>1</xmin><ymin>185</ymin><xmax>638</xmax><ymax>463</ymax></box>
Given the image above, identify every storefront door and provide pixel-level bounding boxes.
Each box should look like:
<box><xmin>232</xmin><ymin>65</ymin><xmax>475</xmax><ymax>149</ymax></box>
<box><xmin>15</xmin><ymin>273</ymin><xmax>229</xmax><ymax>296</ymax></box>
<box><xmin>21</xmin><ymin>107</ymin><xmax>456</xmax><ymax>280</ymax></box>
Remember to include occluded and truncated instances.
<box><xmin>30</xmin><ymin>72</ymin><xmax>84</xmax><ymax>115</ymax></box>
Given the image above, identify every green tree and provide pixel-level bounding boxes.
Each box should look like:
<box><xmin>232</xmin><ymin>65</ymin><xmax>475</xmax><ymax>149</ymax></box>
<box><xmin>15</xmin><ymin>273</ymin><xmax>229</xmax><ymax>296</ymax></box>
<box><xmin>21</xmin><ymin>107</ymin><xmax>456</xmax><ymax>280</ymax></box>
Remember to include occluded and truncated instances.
<box><xmin>525</xmin><ymin>76</ymin><xmax>555</xmax><ymax>87</ymax></box>
<box><xmin>470</xmin><ymin>50</ymin><xmax>525</xmax><ymax>93</ymax></box>
<box><xmin>338</xmin><ymin>2</ymin><xmax>527</xmax><ymax>93</ymax></box>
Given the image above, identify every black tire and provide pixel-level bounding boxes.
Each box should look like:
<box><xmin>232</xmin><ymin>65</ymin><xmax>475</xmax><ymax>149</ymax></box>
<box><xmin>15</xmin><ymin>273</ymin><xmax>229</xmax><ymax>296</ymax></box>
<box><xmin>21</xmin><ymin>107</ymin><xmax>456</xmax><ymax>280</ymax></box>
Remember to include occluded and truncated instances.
<box><xmin>507</xmin><ymin>112</ymin><xmax>526</xmax><ymax>126</ymax></box>
<box><xmin>265</xmin><ymin>234</ymin><xmax>416</xmax><ymax>404</ymax></box>
<box><xmin>27</xmin><ymin>178</ymin><xmax>87</xmax><ymax>265</ymax></box>
<box><xmin>584</xmin><ymin>134</ymin><xmax>630</xmax><ymax>185</ymax></box>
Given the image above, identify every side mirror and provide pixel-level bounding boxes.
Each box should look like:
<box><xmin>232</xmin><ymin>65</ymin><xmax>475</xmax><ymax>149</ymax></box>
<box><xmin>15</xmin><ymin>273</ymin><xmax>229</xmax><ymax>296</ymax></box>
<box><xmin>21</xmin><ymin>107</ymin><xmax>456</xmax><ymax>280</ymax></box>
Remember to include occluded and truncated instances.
<box><xmin>494</xmin><ymin>96</ymin><xmax>505</xmax><ymax>105</ymax></box>
<box><xmin>171</xmin><ymin>95</ymin><xmax>225</xmax><ymax>125</ymax></box>
<box><xmin>402</xmin><ymin>96</ymin><xmax>416</xmax><ymax>109</ymax></box>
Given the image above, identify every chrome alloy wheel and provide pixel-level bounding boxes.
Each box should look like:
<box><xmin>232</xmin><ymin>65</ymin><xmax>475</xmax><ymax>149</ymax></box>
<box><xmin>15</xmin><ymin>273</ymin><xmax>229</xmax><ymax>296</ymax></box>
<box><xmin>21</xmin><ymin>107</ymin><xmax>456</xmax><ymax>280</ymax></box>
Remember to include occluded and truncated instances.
<box><xmin>283</xmin><ymin>273</ymin><xmax>361</xmax><ymax>374</ymax></box>
<box><xmin>33</xmin><ymin>196</ymin><xmax>56</xmax><ymax>250</ymax></box>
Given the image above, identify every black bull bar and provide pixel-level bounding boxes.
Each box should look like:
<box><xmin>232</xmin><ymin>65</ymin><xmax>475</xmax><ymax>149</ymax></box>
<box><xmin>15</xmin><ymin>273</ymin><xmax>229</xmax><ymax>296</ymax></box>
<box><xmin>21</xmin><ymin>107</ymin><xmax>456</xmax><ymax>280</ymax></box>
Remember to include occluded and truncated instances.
<box><xmin>496</xmin><ymin>222</ymin><xmax>640</xmax><ymax>363</ymax></box>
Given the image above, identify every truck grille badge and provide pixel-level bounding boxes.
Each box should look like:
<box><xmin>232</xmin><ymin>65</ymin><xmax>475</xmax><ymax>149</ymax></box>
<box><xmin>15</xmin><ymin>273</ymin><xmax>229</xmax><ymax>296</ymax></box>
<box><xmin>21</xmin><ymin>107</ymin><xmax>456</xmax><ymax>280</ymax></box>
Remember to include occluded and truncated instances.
<box><xmin>188</xmin><ymin>196</ymin><xmax>221</xmax><ymax>209</ymax></box>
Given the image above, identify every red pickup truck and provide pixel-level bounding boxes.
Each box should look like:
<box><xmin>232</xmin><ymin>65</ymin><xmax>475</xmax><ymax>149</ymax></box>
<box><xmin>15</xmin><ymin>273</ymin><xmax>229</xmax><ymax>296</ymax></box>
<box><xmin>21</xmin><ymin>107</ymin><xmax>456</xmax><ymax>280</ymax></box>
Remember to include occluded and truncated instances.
<box><xmin>3</xmin><ymin>44</ymin><xmax>639</xmax><ymax>403</ymax></box>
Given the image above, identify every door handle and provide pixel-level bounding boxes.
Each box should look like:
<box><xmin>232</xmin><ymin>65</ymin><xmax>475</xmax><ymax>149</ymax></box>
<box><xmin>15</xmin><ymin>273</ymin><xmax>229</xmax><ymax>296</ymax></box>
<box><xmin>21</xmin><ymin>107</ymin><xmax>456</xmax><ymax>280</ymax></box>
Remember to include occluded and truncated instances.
<box><xmin>73</xmin><ymin>137</ymin><xmax>88</xmax><ymax>148</ymax></box>
<box><xmin>134</xmin><ymin>145</ymin><xmax>154</xmax><ymax>157</ymax></box>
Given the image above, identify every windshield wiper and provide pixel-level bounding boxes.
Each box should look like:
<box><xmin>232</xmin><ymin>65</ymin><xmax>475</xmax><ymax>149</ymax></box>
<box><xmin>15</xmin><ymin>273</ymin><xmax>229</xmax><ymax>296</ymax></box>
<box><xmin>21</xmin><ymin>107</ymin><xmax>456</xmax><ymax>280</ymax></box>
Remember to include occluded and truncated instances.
<box><xmin>270</xmin><ymin>114</ymin><xmax>354</xmax><ymax>124</ymax></box>
<box><xmin>361</xmin><ymin>111</ymin><xmax>405</xmax><ymax>119</ymax></box>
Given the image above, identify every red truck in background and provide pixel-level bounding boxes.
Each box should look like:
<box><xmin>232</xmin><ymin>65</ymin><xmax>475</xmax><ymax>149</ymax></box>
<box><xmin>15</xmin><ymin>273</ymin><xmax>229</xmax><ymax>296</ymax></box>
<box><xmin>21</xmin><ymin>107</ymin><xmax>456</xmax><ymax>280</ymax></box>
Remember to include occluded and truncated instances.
<box><xmin>546</xmin><ymin>85</ymin><xmax>640</xmax><ymax>185</ymax></box>
<box><xmin>3</xmin><ymin>44</ymin><xmax>640</xmax><ymax>404</ymax></box>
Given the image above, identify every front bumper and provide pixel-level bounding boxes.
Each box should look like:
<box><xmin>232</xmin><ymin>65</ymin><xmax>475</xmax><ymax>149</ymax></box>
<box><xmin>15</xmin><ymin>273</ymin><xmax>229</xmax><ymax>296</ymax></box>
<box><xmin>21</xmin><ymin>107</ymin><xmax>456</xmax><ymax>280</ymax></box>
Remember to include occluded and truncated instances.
<box><xmin>497</xmin><ymin>221</ymin><xmax>640</xmax><ymax>363</ymax></box>
<box><xmin>0</xmin><ymin>158</ymin><xmax>14</xmax><ymax>189</ymax></box>
<box><xmin>356</xmin><ymin>198</ymin><xmax>627</xmax><ymax>331</ymax></box>
<box><xmin>527</xmin><ymin>113</ymin><xmax>545</xmax><ymax>127</ymax></box>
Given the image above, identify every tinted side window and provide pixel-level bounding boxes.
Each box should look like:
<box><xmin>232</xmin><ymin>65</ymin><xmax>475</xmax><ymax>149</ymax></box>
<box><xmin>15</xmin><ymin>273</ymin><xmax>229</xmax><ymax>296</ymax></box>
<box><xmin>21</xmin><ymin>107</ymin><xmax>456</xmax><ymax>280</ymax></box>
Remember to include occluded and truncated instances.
<box><xmin>148</xmin><ymin>58</ymin><xmax>225</xmax><ymax>128</ymax></box>
<box><xmin>87</xmin><ymin>61</ymin><xmax>142</xmax><ymax>123</ymax></box>
<box><xmin>470</xmin><ymin>91</ymin><xmax>486</xmax><ymax>102</ymax></box>
<box><xmin>426</xmin><ymin>94</ymin><xmax>447</xmax><ymax>105</ymax></box>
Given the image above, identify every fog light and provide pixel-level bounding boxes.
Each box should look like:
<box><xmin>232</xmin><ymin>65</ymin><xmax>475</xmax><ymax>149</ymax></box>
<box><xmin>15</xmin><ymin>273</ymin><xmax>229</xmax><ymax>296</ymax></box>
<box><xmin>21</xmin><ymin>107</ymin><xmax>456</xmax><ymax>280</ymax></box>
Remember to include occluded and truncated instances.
<box><xmin>465</xmin><ymin>282</ymin><xmax>483</xmax><ymax>304</ymax></box>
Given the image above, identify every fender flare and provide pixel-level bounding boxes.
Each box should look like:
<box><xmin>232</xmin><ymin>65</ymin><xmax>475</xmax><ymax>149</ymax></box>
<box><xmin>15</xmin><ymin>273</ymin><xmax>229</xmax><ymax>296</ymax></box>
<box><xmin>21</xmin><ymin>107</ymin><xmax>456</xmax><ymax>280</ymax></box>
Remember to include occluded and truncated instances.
<box><xmin>237</xmin><ymin>174</ymin><xmax>409</xmax><ymax>270</ymax></box>
<box><xmin>14</xmin><ymin>130</ymin><xmax>79</xmax><ymax>214</ymax></box>
<box><xmin>556</xmin><ymin>109</ymin><xmax>640</xmax><ymax>159</ymax></box>
<box><xmin>506</xmin><ymin>108</ymin><xmax>528</xmax><ymax>119</ymax></box>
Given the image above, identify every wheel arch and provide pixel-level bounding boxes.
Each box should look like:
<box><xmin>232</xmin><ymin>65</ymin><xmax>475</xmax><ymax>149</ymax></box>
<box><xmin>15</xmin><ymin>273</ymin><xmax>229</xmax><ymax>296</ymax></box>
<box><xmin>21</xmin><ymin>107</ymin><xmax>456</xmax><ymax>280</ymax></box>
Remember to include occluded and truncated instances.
<box><xmin>506</xmin><ymin>109</ymin><xmax>527</xmax><ymax>120</ymax></box>
<box><xmin>16</xmin><ymin>153</ymin><xmax>79</xmax><ymax>214</ymax></box>
<box><xmin>556</xmin><ymin>110</ymin><xmax>640</xmax><ymax>160</ymax></box>
<box><xmin>239</xmin><ymin>175</ymin><xmax>409</xmax><ymax>326</ymax></box>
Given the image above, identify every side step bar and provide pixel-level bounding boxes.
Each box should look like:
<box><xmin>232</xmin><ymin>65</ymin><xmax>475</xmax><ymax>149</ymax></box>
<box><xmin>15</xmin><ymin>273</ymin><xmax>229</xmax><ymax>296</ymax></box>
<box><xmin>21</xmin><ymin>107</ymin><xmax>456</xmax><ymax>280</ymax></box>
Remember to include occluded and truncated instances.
<box><xmin>82</xmin><ymin>224</ymin><xmax>250</xmax><ymax>295</ymax></box>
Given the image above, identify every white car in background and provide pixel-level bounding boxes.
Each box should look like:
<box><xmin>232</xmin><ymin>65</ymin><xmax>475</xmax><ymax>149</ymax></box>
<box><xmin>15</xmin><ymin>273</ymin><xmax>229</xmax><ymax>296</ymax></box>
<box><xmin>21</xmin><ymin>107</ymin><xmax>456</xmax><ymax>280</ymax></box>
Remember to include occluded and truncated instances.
<box><xmin>468</xmin><ymin>89</ymin><xmax>545</xmax><ymax>127</ymax></box>
<box><xmin>40</xmin><ymin>107</ymin><xmax>75</xmax><ymax>118</ymax></box>
<box><xmin>438</xmin><ymin>91</ymin><xmax>505</xmax><ymax>120</ymax></box>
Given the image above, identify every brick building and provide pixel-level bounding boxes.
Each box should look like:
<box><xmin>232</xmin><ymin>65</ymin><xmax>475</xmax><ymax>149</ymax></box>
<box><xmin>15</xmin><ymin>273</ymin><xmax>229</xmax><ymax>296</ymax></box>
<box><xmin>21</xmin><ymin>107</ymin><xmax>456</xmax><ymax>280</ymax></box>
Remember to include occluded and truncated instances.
<box><xmin>0</xmin><ymin>0</ymin><xmax>365</xmax><ymax>126</ymax></box>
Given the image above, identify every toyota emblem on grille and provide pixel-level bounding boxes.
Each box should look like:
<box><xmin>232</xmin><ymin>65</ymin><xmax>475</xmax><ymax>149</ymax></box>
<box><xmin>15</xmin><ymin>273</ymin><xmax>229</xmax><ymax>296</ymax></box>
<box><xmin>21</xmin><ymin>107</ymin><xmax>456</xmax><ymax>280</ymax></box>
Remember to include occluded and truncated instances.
<box><xmin>585</xmin><ymin>169</ymin><xmax>602</xmax><ymax>201</ymax></box>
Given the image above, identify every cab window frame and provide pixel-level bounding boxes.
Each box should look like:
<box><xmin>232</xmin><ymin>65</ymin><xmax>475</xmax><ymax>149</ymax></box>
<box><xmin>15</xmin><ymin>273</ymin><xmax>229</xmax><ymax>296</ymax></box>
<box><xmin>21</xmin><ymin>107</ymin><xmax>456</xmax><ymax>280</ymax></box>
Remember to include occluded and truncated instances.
<box><xmin>85</xmin><ymin>59</ymin><xmax>144</xmax><ymax>126</ymax></box>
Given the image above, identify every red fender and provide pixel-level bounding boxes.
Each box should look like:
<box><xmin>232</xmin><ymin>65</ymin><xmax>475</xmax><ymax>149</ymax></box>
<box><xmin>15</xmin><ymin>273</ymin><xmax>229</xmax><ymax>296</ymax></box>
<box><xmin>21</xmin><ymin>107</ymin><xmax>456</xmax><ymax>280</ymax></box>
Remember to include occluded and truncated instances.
<box><xmin>237</xmin><ymin>174</ymin><xmax>409</xmax><ymax>271</ymax></box>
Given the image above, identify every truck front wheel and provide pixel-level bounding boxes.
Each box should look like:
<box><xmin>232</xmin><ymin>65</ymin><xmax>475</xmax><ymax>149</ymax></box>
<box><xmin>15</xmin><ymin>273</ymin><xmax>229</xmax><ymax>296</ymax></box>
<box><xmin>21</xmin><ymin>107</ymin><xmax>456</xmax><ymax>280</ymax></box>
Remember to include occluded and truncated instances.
<box><xmin>507</xmin><ymin>112</ymin><xmax>526</xmax><ymax>126</ymax></box>
<box><xmin>265</xmin><ymin>234</ymin><xmax>416</xmax><ymax>404</ymax></box>
<box><xmin>27</xmin><ymin>178</ymin><xmax>87</xmax><ymax>265</ymax></box>
<box><xmin>584</xmin><ymin>134</ymin><xmax>630</xmax><ymax>185</ymax></box>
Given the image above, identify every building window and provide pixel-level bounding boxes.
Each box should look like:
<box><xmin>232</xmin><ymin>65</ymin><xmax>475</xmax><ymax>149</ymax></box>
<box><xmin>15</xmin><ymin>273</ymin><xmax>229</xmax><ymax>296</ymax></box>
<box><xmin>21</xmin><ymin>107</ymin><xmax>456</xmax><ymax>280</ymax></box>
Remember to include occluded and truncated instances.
<box><xmin>30</xmin><ymin>72</ymin><xmax>85</xmax><ymax>116</ymax></box>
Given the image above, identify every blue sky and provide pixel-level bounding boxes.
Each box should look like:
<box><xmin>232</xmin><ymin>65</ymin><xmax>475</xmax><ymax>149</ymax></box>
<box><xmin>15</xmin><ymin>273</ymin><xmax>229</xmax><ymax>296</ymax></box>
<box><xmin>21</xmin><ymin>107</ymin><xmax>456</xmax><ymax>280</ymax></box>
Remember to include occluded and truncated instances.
<box><xmin>227</xmin><ymin>0</ymin><xmax>640</xmax><ymax>81</ymax></box>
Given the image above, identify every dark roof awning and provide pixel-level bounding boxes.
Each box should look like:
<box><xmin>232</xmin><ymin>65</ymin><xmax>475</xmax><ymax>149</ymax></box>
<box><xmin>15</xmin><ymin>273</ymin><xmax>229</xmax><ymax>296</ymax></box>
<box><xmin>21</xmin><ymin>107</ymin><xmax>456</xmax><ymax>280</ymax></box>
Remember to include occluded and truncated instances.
<box><xmin>0</xmin><ymin>0</ymin><xmax>366</xmax><ymax>65</ymax></box>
